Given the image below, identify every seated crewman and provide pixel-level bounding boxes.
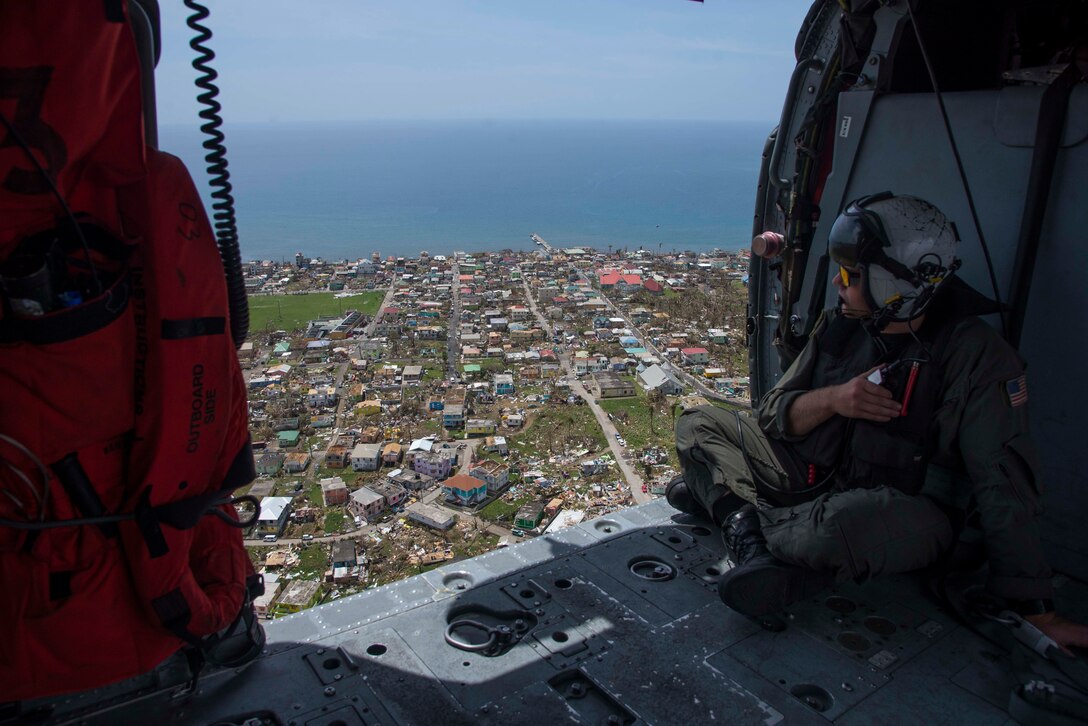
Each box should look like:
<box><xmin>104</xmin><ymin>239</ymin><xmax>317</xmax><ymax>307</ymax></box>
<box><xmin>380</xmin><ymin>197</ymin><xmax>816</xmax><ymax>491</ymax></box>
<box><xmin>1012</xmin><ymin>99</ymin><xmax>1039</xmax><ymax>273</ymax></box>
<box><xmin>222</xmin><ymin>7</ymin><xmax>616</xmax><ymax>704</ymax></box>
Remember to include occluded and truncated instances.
<box><xmin>670</xmin><ymin>192</ymin><xmax>1088</xmax><ymax>650</ymax></box>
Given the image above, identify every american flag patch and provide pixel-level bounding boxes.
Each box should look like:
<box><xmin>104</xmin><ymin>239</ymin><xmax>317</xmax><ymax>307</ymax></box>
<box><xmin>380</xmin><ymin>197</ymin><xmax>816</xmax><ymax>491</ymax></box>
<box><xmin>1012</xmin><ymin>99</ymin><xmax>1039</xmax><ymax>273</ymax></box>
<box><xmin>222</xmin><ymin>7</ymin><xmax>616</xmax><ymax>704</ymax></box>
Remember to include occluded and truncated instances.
<box><xmin>1005</xmin><ymin>374</ymin><xmax>1028</xmax><ymax>407</ymax></box>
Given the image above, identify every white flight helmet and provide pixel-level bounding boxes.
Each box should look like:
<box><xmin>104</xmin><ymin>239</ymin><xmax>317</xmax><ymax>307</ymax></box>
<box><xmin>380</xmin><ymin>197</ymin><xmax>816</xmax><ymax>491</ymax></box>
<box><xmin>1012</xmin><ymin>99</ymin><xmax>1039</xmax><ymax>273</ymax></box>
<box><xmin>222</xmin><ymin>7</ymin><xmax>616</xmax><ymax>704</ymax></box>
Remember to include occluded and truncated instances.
<box><xmin>828</xmin><ymin>192</ymin><xmax>960</xmax><ymax>324</ymax></box>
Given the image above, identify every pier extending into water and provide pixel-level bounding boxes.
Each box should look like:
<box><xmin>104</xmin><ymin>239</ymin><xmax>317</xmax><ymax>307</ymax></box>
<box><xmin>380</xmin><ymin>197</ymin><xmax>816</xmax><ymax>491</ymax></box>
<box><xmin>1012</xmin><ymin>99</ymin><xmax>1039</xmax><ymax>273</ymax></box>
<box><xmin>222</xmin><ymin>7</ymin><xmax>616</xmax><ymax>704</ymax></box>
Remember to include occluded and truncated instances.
<box><xmin>529</xmin><ymin>233</ymin><xmax>555</xmax><ymax>254</ymax></box>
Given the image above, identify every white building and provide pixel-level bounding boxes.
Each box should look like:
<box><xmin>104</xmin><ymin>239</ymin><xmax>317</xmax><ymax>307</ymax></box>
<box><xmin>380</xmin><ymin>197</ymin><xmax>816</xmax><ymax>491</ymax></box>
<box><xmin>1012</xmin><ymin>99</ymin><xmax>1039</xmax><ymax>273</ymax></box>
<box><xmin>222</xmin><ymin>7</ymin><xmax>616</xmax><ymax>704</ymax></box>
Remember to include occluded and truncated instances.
<box><xmin>252</xmin><ymin>572</ymin><xmax>282</xmax><ymax>618</ymax></box>
<box><xmin>638</xmin><ymin>364</ymin><xmax>684</xmax><ymax>395</ymax></box>
<box><xmin>405</xmin><ymin>436</ymin><xmax>436</xmax><ymax>468</ymax></box>
<box><xmin>257</xmin><ymin>496</ymin><xmax>293</xmax><ymax>535</ymax></box>
<box><xmin>348</xmin><ymin>487</ymin><xmax>384</xmax><ymax>520</ymax></box>
<box><xmin>351</xmin><ymin>443</ymin><xmax>383</xmax><ymax>471</ymax></box>
<box><xmin>544</xmin><ymin>509</ymin><xmax>586</xmax><ymax>534</ymax></box>
<box><xmin>407</xmin><ymin>502</ymin><xmax>455</xmax><ymax>530</ymax></box>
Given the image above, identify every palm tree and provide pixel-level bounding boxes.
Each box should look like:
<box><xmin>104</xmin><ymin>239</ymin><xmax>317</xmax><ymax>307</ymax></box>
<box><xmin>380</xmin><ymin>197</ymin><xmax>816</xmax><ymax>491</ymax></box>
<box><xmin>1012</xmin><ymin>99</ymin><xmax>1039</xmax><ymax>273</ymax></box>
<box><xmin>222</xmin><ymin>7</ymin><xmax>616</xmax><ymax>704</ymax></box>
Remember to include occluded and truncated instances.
<box><xmin>647</xmin><ymin>388</ymin><xmax>663</xmax><ymax>435</ymax></box>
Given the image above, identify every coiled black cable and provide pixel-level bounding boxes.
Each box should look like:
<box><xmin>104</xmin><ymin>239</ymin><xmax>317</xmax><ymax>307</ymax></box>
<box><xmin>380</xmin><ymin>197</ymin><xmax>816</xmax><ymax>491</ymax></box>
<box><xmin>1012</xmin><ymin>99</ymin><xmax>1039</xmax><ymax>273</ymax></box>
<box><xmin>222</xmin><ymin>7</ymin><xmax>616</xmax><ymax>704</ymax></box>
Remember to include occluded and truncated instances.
<box><xmin>184</xmin><ymin>0</ymin><xmax>249</xmax><ymax>348</ymax></box>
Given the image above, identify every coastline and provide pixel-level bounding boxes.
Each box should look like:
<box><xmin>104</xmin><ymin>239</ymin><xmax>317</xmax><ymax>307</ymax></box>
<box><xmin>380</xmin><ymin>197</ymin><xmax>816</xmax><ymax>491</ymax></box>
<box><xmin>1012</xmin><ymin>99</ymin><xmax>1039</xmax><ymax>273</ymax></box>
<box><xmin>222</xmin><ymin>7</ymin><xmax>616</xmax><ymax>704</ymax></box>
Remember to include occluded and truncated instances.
<box><xmin>159</xmin><ymin>119</ymin><xmax>768</xmax><ymax>262</ymax></box>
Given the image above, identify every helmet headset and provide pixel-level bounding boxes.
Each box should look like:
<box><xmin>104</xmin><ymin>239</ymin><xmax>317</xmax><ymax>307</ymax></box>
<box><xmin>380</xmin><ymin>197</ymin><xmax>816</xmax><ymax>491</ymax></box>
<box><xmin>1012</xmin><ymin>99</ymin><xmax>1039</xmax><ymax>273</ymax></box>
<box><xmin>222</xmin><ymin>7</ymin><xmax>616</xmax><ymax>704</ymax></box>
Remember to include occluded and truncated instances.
<box><xmin>828</xmin><ymin>192</ymin><xmax>961</xmax><ymax>328</ymax></box>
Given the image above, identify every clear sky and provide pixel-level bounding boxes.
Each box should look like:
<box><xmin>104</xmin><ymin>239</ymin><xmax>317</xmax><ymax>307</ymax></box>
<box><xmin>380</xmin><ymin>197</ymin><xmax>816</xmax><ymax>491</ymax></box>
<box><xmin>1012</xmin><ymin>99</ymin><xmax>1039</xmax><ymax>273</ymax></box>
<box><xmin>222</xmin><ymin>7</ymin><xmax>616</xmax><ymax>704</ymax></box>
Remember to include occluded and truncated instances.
<box><xmin>155</xmin><ymin>0</ymin><xmax>815</xmax><ymax>125</ymax></box>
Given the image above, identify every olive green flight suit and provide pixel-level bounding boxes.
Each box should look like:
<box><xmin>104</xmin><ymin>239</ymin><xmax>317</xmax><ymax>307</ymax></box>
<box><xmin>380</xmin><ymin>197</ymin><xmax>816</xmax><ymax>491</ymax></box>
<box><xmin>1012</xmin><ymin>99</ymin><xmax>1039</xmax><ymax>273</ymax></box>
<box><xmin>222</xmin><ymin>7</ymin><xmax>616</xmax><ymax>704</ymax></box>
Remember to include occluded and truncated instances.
<box><xmin>675</xmin><ymin>310</ymin><xmax>1052</xmax><ymax>601</ymax></box>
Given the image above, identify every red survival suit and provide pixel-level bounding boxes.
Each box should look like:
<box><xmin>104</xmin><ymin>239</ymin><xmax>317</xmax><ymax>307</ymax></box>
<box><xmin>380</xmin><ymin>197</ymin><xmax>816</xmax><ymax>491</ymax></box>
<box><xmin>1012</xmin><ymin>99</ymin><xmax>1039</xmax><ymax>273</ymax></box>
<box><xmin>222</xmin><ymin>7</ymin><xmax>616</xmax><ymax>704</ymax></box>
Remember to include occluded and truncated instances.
<box><xmin>0</xmin><ymin>2</ymin><xmax>259</xmax><ymax>701</ymax></box>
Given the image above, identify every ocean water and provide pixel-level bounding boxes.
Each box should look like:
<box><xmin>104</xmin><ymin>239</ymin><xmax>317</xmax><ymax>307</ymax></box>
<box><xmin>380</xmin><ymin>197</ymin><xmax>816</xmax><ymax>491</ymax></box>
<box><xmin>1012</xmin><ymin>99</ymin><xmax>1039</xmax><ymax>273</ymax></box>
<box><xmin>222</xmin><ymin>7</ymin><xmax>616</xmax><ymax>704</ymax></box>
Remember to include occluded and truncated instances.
<box><xmin>158</xmin><ymin>120</ymin><xmax>771</xmax><ymax>262</ymax></box>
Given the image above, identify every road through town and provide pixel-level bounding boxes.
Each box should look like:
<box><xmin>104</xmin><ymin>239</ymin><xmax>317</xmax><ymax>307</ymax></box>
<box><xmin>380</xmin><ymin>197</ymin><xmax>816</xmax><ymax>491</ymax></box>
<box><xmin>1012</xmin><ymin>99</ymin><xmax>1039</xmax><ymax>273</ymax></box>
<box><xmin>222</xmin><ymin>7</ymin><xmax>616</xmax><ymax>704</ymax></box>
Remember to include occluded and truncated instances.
<box><xmin>448</xmin><ymin>262</ymin><xmax>461</xmax><ymax>377</ymax></box>
<box><xmin>364</xmin><ymin>274</ymin><xmax>398</xmax><ymax>338</ymax></box>
<box><xmin>521</xmin><ymin>272</ymin><xmax>650</xmax><ymax>505</ymax></box>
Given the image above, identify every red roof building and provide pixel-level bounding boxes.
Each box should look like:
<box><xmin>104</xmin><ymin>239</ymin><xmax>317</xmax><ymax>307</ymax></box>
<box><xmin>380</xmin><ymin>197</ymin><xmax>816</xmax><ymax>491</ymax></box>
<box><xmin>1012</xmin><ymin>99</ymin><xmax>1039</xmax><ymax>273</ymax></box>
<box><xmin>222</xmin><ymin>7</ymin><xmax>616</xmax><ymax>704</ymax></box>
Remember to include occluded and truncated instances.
<box><xmin>444</xmin><ymin>473</ymin><xmax>485</xmax><ymax>491</ymax></box>
<box><xmin>598</xmin><ymin>269</ymin><xmax>643</xmax><ymax>287</ymax></box>
<box><xmin>681</xmin><ymin>347</ymin><xmax>710</xmax><ymax>364</ymax></box>
<box><xmin>443</xmin><ymin>473</ymin><xmax>489</xmax><ymax>505</ymax></box>
<box><xmin>598</xmin><ymin>271</ymin><xmax>621</xmax><ymax>287</ymax></box>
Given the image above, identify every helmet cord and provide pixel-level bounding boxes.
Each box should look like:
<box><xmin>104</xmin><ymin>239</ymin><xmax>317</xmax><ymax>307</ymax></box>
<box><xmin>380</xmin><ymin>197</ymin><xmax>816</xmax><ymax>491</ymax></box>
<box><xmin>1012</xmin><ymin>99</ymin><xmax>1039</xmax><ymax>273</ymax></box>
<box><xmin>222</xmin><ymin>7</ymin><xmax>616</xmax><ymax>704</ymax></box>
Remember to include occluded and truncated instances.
<box><xmin>905</xmin><ymin>324</ymin><xmax>933</xmax><ymax>365</ymax></box>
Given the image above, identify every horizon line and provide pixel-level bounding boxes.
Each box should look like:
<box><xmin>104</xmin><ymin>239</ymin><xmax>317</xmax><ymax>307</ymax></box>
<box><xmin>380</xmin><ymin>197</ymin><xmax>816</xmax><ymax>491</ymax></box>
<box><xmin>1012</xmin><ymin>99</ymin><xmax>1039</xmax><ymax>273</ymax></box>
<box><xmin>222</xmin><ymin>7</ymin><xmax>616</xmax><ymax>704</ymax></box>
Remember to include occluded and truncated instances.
<box><xmin>158</xmin><ymin>117</ymin><xmax>778</xmax><ymax>128</ymax></box>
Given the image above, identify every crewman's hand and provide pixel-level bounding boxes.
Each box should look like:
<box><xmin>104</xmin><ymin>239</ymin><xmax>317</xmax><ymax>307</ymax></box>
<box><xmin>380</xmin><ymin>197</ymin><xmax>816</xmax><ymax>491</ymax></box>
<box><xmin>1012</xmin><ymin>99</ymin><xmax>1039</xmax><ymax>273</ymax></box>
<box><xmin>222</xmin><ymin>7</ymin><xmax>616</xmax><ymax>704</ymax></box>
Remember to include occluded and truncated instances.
<box><xmin>1026</xmin><ymin>611</ymin><xmax>1088</xmax><ymax>655</ymax></box>
<box><xmin>831</xmin><ymin>366</ymin><xmax>902</xmax><ymax>422</ymax></box>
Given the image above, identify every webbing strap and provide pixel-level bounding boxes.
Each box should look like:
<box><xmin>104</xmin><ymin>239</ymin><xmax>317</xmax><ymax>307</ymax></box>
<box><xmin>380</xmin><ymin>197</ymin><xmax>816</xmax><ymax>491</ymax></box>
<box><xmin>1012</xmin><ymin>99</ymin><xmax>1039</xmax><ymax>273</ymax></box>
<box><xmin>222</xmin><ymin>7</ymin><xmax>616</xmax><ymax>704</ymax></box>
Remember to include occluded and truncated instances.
<box><xmin>161</xmin><ymin>316</ymin><xmax>225</xmax><ymax>340</ymax></box>
<box><xmin>134</xmin><ymin>489</ymin><xmax>169</xmax><ymax>559</ymax></box>
<box><xmin>151</xmin><ymin>587</ymin><xmax>203</xmax><ymax>649</ymax></box>
<box><xmin>51</xmin><ymin>452</ymin><xmax>120</xmax><ymax>539</ymax></box>
<box><xmin>223</xmin><ymin>438</ymin><xmax>256</xmax><ymax>490</ymax></box>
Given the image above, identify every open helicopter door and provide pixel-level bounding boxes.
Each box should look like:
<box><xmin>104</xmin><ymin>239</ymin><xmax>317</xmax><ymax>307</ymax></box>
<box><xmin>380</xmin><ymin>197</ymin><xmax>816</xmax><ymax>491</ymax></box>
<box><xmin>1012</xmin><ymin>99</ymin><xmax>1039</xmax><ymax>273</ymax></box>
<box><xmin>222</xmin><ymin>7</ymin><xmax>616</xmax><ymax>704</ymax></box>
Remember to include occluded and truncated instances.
<box><xmin>748</xmin><ymin>0</ymin><xmax>1088</xmax><ymax>581</ymax></box>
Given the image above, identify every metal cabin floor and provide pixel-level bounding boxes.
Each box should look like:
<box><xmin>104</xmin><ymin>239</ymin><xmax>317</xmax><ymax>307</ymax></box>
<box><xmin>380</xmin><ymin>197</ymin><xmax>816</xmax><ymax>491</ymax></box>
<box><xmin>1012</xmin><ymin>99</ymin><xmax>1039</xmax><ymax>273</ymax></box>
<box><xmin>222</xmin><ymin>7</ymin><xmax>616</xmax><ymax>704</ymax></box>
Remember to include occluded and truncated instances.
<box><xmin>37</xmin><ymin>499</ymin><xmax>1088</xmax><ymax>725</ymax></box>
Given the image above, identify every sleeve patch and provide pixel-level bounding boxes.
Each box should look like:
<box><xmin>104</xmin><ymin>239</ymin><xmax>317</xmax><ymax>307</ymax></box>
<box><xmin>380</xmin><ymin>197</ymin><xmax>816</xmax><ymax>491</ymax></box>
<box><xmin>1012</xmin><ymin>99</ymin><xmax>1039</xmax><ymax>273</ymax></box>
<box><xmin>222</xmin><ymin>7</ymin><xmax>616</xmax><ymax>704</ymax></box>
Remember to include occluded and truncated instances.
<box><xmin>1004</xmin><ymin>374</ymin><xmax>1028</xmax><ymax>408</ymax></box>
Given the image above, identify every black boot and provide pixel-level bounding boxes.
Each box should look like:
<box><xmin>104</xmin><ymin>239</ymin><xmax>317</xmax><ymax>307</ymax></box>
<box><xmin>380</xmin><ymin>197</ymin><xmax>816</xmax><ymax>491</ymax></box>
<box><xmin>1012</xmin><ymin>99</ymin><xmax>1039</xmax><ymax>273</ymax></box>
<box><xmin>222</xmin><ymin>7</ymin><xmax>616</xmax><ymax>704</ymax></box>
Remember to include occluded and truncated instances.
<box><xmin>664</xmin><ymin>474</ymin><xmax>700</xmax><ymax>516</ymax></box>
<box><xmin>719</xmin><ymin>505</ymin><xmax>833</xmax><ymax>616</ymax></box>
<box><xmin>666</xmin><ymin>474</ymin><xmax>745</xmax><ymax>523</ymax></box>
<box><xmin>721</xmin><ymin>504</ymin><xmax>766</xmax><ymax>565</ymax></box>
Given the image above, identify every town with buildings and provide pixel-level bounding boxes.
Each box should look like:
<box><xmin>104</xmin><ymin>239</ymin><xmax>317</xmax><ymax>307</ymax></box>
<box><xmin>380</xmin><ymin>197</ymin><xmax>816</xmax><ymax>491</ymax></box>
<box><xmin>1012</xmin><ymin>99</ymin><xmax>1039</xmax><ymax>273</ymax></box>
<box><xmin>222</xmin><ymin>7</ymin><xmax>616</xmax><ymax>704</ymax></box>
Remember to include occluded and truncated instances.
<box><xmin>239</xmin><ymin>240</ymin><xmax>751</xmax><ymax>619</ymax></box>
